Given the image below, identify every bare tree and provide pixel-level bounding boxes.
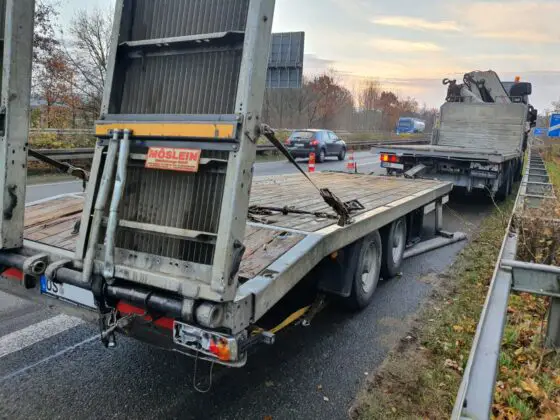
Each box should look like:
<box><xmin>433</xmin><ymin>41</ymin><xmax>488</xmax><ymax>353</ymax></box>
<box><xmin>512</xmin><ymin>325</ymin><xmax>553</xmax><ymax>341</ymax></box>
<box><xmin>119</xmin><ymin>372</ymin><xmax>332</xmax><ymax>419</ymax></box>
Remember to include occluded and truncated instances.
<box><xmin>63</xmin><ymin>7</ymin><xmax>113</xmax><ymax>121</ymax></box>
<box><xmin>552</xmin><ymin>99</ymin><xmax>560</xmax><ymax>112</ymax></box>
<box><xmin>32</xmin><ymin>0</ymin><xmax>60</xmax><ymax>94</ymax></box>
<box><xmin>358</xmin><ymin>79</ymin><xmax>381</xmax><ymax>111</ymax></box>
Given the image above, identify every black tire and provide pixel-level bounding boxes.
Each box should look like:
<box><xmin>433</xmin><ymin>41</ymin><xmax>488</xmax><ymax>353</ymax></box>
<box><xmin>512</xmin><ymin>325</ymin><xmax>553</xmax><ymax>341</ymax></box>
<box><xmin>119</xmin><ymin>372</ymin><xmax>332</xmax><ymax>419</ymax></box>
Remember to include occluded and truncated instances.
<box><xmin>496</xmin><ymin>164</ymin><xmax>511</xmax><ymax>201</ymax></box>
<box><xmin>317</xmin><ymin>148</ymin><xmax>326</xmax><ymax>163</ymax></box>
<box><xmin>380</xmin><ymin>217</ymin><xmax>407</xmax><ymax>279</ymax></box>
<box><xmin>345</xmin><ymin>231</ymin><xmax>382</xmax><ymax>310</ymax></box>
<box><xmin>338</xmin><ymin>148</ymin><xmax>346</xmax><ymax>161</ymax></box>
<box><xmin>515</xmin><ymin>157</ymin><xmax>523</xmax><ymax>182</ymax></box>
<box><xmin>507</xmin><ymin>166</ymin><xmax>514</xmax><ymax>196</ymax></box>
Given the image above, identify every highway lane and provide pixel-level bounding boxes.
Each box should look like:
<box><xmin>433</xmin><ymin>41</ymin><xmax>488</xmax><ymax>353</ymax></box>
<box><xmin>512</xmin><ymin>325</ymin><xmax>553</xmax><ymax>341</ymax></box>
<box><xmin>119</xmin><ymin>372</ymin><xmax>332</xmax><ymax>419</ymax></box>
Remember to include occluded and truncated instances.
<box><xmin>1</xmin><ymin>154</ymin><xmax>493</xmax><ymax>420</ymax></box>
<box><xmin>24</xmin><ymin>151</ymin><xmax>382</xmax><ymax>202</ymax></box>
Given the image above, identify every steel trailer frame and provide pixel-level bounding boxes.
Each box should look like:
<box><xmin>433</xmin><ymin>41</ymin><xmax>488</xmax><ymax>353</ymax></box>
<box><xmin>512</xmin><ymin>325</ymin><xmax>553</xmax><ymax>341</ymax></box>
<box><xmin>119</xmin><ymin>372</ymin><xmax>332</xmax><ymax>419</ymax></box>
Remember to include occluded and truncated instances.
<box><xmin>0</xmin><ymin>0</ymin><xmax>35</xmax><ymax>250</ymax></box>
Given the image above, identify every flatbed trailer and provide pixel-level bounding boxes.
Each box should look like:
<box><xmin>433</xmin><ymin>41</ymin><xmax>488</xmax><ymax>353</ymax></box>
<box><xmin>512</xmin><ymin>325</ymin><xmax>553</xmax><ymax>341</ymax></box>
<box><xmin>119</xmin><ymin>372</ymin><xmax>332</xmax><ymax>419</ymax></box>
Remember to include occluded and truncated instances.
<box><xmin>376</xmin><ymin>99</ymin><xmax>531</xmax><ymax>198</ymax></box>
<box><xmin>0</xmin><ymin>0</ymin><xmax>457</xmax><ymax>369</ymax></box>
<box><xmin>2</xmin><ymin>172</ymin><xmax>453</xmax><ymax>366</ymax></box>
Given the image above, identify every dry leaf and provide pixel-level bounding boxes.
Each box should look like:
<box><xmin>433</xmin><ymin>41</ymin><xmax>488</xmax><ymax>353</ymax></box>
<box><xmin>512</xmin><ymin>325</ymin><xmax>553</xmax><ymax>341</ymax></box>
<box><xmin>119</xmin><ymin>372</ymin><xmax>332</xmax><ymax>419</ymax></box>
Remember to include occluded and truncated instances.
<box><xmin>452</xmin><ymin>325</ymin><xmax>464</xmax><ymax>332</ymax></box>
<box><xmin>540</xmin><ymin>398</ymin><xmax>560</xmax><ymax>415</ymax></box>
<box><xmin>444</xmin><ymin>359</ymin><xmax>461</xmax><ymax>371</ymax></box>
<box><xmin>323</xmin><ymin>396</ymin><xmax>329</xmax><ymax>402</ymax></box>
<box><xmin>520</xmin><ymin>378</ymin><xmax>547</xmax><ymax>401</ymax></box>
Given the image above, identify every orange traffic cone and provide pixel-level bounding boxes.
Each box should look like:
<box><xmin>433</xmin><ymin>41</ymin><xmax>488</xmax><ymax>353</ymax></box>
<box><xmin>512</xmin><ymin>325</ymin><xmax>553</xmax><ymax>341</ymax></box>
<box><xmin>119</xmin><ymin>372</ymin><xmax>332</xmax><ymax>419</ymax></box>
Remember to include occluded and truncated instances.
<box><xmin>308</xmin><ymin>152</ymin><xmax>316</xmax><ymax>173</ymax></box>
<box><xmin>346</xmin><ymin>149</ymin><xmax>356</xmax><ymax>173</ymax></box>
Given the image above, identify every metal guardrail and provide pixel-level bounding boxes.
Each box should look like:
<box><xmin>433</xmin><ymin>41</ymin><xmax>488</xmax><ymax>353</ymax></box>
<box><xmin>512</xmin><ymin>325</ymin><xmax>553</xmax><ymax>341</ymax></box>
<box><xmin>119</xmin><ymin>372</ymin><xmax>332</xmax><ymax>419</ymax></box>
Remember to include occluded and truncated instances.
<box><xmin>28</xmin><ymin>138</ymin><xmax>430</xmax><ymax>161</ymax></box>
<box><xmin>29</xmin><ymin>128</ymin><xmax>92</xmax><ymax>135</ymax></box>
<box><xmin>452</xmin><ymin>144</ymin><xmax>559</xmax><ymax>419</ymax></box>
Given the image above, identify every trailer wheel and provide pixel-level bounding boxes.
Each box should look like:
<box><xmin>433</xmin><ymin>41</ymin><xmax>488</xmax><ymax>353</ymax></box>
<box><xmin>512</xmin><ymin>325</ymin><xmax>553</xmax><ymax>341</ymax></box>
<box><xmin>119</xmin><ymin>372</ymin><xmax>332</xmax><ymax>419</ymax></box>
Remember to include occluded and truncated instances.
<box><xmin>514</xmin><ymin>157</ymin><xmax>524</xmax><ymax>182</ymax></box>
<box><xmin>381</xmin><ymin>217</ymin><xmax>407</xmax><ymax>279</ymax></box>
<box><xmin>496</xmin><ymin>164</ymin><xmax>512</xmax><ymax>201</ymax></box>
<box><xmin>345</xmin><ymin>231</ymin><xmax>382</xmax><ymax>310</ymax></box>
<box><xmin>507</xmin><ymin>167</ymin><xmax>514</xmax><ymax>196</ymax></box>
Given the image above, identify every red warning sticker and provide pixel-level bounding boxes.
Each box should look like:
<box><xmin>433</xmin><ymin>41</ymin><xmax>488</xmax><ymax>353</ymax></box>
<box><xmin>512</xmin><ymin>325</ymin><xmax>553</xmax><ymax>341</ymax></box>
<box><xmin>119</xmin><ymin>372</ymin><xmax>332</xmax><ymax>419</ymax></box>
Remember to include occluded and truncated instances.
<box><xmin>145</xmin><ymin>147</ymin><xmax>201</xmax><ymax>173</ymax></box>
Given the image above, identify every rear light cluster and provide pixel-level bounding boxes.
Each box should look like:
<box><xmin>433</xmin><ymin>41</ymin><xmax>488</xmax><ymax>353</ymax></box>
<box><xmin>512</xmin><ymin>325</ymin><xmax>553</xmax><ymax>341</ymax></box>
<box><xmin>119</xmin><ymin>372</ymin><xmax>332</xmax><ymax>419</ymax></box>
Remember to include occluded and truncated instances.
<box><xmin>380</xmin><ymin>153</ymin><xmax>400</xmax><ymax>163</ymax></box>
<box><xmin>310</xmin><ymin>139</ymin><xmax>319</xmax><ymax>146</ymax></box>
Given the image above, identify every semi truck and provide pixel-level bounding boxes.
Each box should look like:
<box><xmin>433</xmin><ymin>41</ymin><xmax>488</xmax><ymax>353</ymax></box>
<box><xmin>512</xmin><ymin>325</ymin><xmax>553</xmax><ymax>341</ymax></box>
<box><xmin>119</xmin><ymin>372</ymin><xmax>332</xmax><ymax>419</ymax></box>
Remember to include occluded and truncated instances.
<box><xmin>0</xmin><ymin>0</ymin><xmax>459</xmax><ymax>369</ymax></box>
<box><xmin>377</xmin><ymin>71</ymin><xmax>538</xmax><ymax>199</ymax></box>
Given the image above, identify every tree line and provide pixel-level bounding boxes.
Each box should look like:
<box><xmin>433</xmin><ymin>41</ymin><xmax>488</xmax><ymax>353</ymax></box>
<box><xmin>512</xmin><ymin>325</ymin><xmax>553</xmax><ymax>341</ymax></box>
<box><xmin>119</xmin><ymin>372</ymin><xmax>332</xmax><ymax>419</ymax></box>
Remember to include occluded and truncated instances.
<box><xmin>31</xmin><ymin>1</ymin><xmax>437</xmax><ymax>133</ymax></box>
<box><xmin>32</xmin><ymin>1</ymin><xmax>110</xmax><ymax>129</ymax></box>
<box><xmin>263</xmin><ymin>75</ymin><xmax>437</xmax><ymax>132</ymax></box>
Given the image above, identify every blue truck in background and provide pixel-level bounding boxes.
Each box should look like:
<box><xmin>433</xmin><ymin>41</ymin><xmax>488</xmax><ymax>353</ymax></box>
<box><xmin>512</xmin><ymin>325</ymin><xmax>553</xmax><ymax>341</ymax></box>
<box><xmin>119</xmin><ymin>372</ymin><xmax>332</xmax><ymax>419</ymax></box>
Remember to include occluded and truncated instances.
<box><xmin>396</xmin><ymin>117</ymin><xmax>426</xmax><ymax>134</ymax></box>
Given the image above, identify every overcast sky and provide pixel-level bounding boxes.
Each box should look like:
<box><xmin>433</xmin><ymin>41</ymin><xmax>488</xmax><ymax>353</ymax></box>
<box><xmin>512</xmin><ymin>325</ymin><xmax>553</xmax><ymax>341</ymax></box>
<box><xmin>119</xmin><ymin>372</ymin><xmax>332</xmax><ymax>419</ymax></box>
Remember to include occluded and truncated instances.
<box><xmin>62</xmin><ymin>0</ymin><xmax>560</xmax><ymax>112</ymax></box>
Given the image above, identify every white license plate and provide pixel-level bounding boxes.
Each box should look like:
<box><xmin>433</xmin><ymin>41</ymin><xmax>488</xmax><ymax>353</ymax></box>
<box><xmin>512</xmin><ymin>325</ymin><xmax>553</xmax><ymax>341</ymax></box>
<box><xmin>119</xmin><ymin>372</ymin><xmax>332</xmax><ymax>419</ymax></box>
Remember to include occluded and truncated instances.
<box><xmin>293</xmin><ymin>143</ymin><xmax>305</xmax><ymax>148</ymax></box>
<box><xmin>381</xmin><ymin>162</ymin><xmax>404</xmax><ymax>170</ymax></box>
<box><xmin>40</xmin><ymin>276</ymin><xmax>96</xmax><ymax>310</ymax></box>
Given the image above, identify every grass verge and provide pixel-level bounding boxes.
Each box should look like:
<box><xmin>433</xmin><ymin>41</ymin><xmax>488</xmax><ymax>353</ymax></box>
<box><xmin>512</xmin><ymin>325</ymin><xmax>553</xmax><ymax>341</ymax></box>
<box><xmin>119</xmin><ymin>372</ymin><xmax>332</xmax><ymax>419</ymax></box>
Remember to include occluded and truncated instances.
<box><xmin>351</xmin><ymin>190</ymin><xmax>560</xmax><ymax>419</ymax></box>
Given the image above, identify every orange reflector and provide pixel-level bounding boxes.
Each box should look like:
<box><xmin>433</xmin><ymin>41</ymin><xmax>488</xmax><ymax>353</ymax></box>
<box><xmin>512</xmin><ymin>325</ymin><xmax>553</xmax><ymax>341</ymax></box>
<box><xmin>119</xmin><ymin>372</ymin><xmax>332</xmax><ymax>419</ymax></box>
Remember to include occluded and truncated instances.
<box><xmin>381</xmin><ymin>154</ymin><xmax>389</xmax><ymax>162</ymax></box>
<box><xmin>208</xmin><ymin>338</ymin><xmax>232</xmax><ymax>361</ymax></box>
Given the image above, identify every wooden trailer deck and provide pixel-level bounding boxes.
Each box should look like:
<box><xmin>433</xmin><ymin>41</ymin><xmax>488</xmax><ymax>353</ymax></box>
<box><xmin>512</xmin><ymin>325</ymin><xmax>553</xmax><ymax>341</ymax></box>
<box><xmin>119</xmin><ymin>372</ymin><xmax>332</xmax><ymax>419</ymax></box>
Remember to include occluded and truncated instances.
<box><xmin>24</xmin><ymin>173</ymin><xmax>451</xmax><ymax>279</ymax></box>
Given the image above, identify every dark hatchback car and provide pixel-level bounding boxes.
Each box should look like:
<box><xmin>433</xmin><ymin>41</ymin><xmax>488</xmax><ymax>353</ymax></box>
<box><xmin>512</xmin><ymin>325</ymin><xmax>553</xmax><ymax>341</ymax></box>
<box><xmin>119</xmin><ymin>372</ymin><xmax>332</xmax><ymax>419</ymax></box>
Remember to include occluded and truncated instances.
<box><xmin>285</xmin><ymin>129</ymin><xmax>347</xmax><ymax>162</ymax></box>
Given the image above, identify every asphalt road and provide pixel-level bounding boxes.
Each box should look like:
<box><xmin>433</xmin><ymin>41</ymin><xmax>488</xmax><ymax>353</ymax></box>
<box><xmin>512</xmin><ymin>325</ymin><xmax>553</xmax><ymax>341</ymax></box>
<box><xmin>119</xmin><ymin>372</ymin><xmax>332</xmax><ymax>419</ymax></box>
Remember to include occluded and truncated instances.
<box><xmin>1</xmin><ymin>152</ymin><xmax>493</xmax><ymax>420</ymax></box>
<box><xmin>25</xmin><ymin>151</ymin><xmax>383</xmax><ymax>202</ymax></box>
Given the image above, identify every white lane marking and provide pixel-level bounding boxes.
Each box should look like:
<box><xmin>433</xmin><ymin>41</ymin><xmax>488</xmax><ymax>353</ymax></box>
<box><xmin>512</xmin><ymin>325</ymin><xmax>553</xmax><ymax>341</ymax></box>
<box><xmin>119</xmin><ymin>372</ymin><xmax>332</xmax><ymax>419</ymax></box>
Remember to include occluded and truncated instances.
<box><xmin>0</xmin><ymin>334</ymin><xmax>99</xmax><ymax>382</ymax></box>
<box><xmin>27</xmin><ymin>180</ymin><xmax>82</xmax><ymax>189</ymax></box>
<box><xmin>26</xmin><ymin>193</ymin><xmax>85</xmax><ymax>207</ymax></box>
<box><xmin>355</xmin><ymin>159</ymin><xmax>381</xmax><ymax>167</ymax></box>
<box><xmin>0</xmin><ymin>314</ymin><xmax>84</xmax><ymax>359</ymax></box>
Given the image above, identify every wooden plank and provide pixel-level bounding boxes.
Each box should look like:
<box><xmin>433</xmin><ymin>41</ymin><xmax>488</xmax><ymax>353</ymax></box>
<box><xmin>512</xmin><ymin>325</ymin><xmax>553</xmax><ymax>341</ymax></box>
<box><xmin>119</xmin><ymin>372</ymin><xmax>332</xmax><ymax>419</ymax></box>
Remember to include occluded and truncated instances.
<box><xmin>39</xmin><ymin>228</ymin><xmax>79</xmax><ymax>248</ymax></box>
<box><xmin>25</xmin><ymin>198</ymin><xmax>84</xmax><ymax>228</ymax></box>
<box><xmin>25</xmin><ymin>196</ymin><xmax>82</xmax><ymax>218</ymax></box>
<box><xmin>24</xmin><ymin>213</ymin><xmax>80</xmax><ymax>235</ymax></box>
<box><xmin>239</xmin><ymin>229</ymin><xmax>305</xmax><ymax>279</ymax></box>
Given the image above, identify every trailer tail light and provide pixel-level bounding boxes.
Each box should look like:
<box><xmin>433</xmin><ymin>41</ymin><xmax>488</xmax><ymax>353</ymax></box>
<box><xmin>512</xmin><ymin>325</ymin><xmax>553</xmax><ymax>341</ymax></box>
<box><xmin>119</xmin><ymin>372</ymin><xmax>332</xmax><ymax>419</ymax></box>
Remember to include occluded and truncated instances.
<box><xmin>173</xmin><ymin>321</ymin><xmax>239</xmax><ymax>362</ymax></box>
<box><xmin>380</xmin><ymin>153</ymin><xmax>400</xmax><ymax>163</ymax></box>
<box><xmin>117</xmin><ymin>302</ymin><xmax>174</xmax><ymax>330</ymax></box>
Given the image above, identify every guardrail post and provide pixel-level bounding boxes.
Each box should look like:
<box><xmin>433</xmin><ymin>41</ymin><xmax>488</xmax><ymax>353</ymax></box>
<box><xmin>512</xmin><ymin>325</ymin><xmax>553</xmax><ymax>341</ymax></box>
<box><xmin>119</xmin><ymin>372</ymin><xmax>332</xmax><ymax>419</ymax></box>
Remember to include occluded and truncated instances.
<box><xmin>546</xmin><ymin>297</ymin><xmax>560</xmax><ymax>348</ymax></box>
<box><xmin>435</xmin><ymin>197</ymin><xmax>443</xmax><ymax>232</ymax></box>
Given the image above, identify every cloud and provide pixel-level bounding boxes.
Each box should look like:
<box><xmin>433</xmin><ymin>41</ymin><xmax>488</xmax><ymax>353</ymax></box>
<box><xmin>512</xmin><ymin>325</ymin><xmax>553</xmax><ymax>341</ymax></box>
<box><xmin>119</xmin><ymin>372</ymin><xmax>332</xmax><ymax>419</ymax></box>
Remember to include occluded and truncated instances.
<box><xmin>458</xmin><ymin>2</ymin><xmax>560</xmax><ymax>44</ymax></box>
<box><xmin>467</xmin><ymin>53</ymin><xmax>538</xmax><ymax>61</ymax></box>
<box><xmin>474</xmin><ymin>31</ymin><xmax>556</xmax><ymax>44</ymax></box>
<box><xmin>371</xmin><ymin>16</ymin><xmax>461</xmax><ymax>32</ymax></box>
<box><xmin>303</xmin><ymin>54</ymin><xmax>335</xmax><ymax>73</ymax></box>
<box><xmin>369</xmin><ymin>38</ymin><xmax>444</xmax><ymax>52</ymax></box>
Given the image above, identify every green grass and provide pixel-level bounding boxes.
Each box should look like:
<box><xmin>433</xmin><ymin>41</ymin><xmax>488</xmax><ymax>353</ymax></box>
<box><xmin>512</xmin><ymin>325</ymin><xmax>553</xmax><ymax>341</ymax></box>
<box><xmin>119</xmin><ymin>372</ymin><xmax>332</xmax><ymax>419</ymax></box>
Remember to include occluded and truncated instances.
<box><xmin>545</xmin><ymin>146</ymin><xmax>560</xmax><ymax>192</ymax></box>
<box><xmin>351</xmin><ymin>197</ymin><xmax>515</xmax><ymax>420</ymax></box>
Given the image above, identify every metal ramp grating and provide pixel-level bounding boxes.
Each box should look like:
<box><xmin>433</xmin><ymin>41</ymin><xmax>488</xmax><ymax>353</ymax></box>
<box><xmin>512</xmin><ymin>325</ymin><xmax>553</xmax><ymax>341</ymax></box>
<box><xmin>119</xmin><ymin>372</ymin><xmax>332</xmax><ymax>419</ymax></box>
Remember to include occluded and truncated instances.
<box><xmin>80</xmin><ymin>0</ymin><xmax>277</xmax><ymax>301</ymax></box>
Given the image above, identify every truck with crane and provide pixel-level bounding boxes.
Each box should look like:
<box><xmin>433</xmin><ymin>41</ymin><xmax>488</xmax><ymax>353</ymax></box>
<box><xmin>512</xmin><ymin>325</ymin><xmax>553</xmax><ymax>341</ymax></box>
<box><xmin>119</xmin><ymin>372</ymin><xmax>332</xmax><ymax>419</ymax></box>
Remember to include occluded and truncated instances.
<box><xmin>377</xmin><ymin>71</ymin><xmax>538</xmax><ymax>199</ymax></box>
<box><xmin>0</xmin><ymin>0</ymin><xmax>459</xmax><ymax>369</ymax></box>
